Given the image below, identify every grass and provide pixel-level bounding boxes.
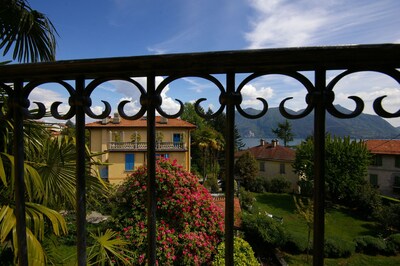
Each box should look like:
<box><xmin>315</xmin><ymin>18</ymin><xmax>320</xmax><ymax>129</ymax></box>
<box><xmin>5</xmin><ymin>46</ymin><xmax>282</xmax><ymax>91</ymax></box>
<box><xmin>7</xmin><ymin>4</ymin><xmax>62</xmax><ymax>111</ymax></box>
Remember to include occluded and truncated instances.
<box><xmin>252</xmin><ymin>192</ymin><xmax>400</xmax><ymax>265</ymax></box>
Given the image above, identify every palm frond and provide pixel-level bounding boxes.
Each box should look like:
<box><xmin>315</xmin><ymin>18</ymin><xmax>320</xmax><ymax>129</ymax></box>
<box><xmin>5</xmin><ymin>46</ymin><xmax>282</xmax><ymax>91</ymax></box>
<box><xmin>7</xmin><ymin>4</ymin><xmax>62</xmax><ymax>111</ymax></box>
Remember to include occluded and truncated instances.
<box><xmin>0</xmin><ymin>0</ymin><xmax>57</xmax><ymax>62</ymax></box>
<box><xmin>88</xmin><ymin>229</ymin><xmax>134</xmax><ymax>266</ymax></box>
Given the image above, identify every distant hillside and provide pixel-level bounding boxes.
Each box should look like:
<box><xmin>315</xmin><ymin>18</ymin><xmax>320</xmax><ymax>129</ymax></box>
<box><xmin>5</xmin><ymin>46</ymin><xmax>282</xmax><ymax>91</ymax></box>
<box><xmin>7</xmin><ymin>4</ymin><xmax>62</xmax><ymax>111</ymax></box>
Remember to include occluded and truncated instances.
<box><xmin>236</xmin><ymin>106</ymin><xmax>400</xmax><ymax>139</ymax></box>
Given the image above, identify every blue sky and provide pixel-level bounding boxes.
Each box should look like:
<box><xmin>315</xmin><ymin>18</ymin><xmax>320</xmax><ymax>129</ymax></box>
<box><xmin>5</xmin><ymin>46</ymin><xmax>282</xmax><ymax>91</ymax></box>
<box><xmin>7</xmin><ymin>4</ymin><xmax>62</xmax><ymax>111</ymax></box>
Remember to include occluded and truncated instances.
<box><xmin>7</xmin><ymin>0</ymin><xmax>400</xmax><ymax>127</ymax></box>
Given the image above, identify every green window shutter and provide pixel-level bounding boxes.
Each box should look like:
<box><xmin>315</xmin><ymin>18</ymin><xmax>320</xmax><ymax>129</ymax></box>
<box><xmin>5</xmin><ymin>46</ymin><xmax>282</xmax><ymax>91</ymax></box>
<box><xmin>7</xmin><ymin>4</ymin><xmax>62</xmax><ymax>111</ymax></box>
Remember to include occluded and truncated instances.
<box><xmin>395</xmin><ymin>156</ymin><xmax>400</xmax><ymax>168</ymax></box>
<box><xmin>280</xmin><ymin>163</ymin><xmax>285</xmax><ymax>174</ymax></box>
<box><xmin>259</xmin><ymin>161</ymin><xmax>265</xmax><ymax>172</ymax></box>
<box><xmin>371</xmin><ymin>155</ymin><xmax>383</xmax><ymax>166</ymax></box>
<box><xmin>394</xmin><ymin>176</ymin><xmax>400</xmax><ymax>187</ymax></box>
<box><xmin>369</xmin><ymin>174</ymin><xmax>378</xmax><ymax>187</ymax></box>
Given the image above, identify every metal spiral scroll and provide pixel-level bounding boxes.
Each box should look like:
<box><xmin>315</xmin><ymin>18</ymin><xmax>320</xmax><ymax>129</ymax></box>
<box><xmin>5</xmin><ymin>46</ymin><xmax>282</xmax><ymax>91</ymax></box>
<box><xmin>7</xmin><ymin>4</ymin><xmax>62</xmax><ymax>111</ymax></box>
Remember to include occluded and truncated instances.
<box><xmin>323</xmin><ymin>68</ymin><xmax>400</xmax><ymax>119</ymax></box>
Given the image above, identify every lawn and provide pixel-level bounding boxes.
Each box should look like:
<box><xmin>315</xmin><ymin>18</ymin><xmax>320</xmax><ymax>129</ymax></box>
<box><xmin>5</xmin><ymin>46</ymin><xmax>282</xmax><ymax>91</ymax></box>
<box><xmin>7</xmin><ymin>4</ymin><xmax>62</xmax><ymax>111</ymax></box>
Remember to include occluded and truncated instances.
<box><xmin>253</xmin><ymin>192</ymin><xmax>400</xmax><ymax>265</ymax></box>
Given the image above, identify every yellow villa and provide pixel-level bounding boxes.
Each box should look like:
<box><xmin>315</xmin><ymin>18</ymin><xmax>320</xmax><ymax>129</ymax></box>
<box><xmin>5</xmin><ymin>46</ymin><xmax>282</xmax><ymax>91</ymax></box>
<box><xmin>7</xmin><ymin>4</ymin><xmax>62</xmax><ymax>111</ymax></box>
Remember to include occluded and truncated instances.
<box><xmin>86</xmin><ymin>113</ymin><xmax>196</xmax><ymax>184</ymax></box>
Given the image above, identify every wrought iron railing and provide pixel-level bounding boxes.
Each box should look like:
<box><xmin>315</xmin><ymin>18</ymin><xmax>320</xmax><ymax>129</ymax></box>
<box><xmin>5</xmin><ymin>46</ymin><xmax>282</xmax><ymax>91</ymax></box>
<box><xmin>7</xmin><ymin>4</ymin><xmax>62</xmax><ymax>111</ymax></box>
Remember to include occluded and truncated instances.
<box><xmin>0</xmin><ymin>44</ymin><xmax>399</xmax><ymax>266</ymax></box>
<box><xmin>108</xmin><ymin>141</ymin><xmax>186</xmax><ymax>151</ymax></box>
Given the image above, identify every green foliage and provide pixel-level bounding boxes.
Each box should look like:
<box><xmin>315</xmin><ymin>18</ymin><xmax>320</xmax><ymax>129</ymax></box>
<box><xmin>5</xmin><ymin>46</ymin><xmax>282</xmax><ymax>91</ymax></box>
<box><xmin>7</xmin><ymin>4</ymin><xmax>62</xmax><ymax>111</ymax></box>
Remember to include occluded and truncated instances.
<box><xmin>0</xmin><ymin>0</ymin><xmax>57</xmax><ymax>62</ymax></box>
<box><xmin>374</xmin><ymin>203</ymin><xmax>400</xmax><ymax>231</ymax></box>
<box><xmin>242</xmin><ymin>212</ymin><xmax>287</xmax><ymax>250</ymax></box>
<box><xmin>386</xmin><ymin>234</ymin><xmax>400</xmax><ymax>255</ymax></box>
<box><xmin>247</xmin><ymin>176</ymin><xmax>268</xmax><ymax>193</ymax></box>
<box><xmin>239</xmin><ymin>187</ymin><xmax>256</xmax><ymax>211</ymax></box>
<box><xmin>269</xmin><ymin>176</ymin><xmax>291</xmax><ymax>193</ymax></box>
<box><xmin>293</xmin><ymin>135</ymin><xmax>371</xmax><ymax>205</ymax></box>
<box><xmin>354</xmin><ymin>236</ymin><xmax>387</xmax><ymax>255</ymax></box>
<box><xmin>213</xmin><ymin>237</ymin><xmax>260</xmax><ymax>266</ymax></box>
<box><xmin>234</xmin><ymin>152</ymin><xmax>258</xmax><ymax>191</ymax></box>
<box><xmin>204</xmin><ymin>173</ymin><xmax>219</xmax><ymax>193</ymax></box>
<box><xmin>88</xmin><ymin>229</ymin><xmax>134</xmax><ymax>266</ymax></box>
<box><xmin>271</xmin><ymin>120</ymin><xmax>294</xmax><ymax>146</ymax></box>
<box><xmin>283</xmin><ymin>233</ymin><xmax>308</xmax><ymax>254</ymax></box>
<box><xmin>324</xmin><ymin>237</ymin><xmax>354</xmax><ymax>258</ymax></box>
<box><xmin>352</xmin><ymin>183</ymin><xmax>382</xmax><ymax>218</ymax></box>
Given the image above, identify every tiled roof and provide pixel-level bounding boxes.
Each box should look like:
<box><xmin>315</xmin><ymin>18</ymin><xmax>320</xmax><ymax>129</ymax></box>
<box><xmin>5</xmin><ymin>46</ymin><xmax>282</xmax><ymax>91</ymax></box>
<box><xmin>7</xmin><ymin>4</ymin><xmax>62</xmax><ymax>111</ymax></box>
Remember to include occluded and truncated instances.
<box><xmin>86</xmin><ymin>116</ymin><xmax>196</xmax><ymax>129</ymax></box>
<box><xmin>235</xmin><ymin>140</ymin><xmax>295</xmax><ymax>162</ymax></box>
<box><xmin>365</xmin><ymin>139</ymin><xmax>400</xmax><ymax>155</ymax></box>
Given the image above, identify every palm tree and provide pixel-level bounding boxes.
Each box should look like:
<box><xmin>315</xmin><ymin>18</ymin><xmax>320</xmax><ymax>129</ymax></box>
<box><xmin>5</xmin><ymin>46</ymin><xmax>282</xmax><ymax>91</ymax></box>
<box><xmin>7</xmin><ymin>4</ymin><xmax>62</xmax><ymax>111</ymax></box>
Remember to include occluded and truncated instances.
<box><xmin>272</xmin><ymin>119</ymin><xmax>294</xmax><ymax>147</ymax></box>
<box><xmin>0</xmin><ymin>0</ymin><xmax>57</xmax><ymax>63</ymax></box>
<box><xmin>0</xmin><ymin>120</ymin><xmax>109</xmax><ymax>264</ymax></box>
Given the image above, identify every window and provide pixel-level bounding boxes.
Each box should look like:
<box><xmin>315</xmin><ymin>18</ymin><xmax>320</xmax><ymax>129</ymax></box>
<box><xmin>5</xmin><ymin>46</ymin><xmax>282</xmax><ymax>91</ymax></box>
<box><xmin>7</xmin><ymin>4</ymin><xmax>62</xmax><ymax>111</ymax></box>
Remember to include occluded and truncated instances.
<box><xmin>100</xmin><ymin>166</ymin><xmax>108</xmax><ymax>180</ymax></box>
<box><xmin>395</xmin><ymin>156</ymin><xmax>400</xmax><ymax>168</ymax></box>
<box><xmin>369</xmin><ymin>174</ymin><xmax>378</xmax><ymax>187</ymax></box>
<box><xmin>394</xmin><ymin>176</ymin><xmax>400</xmax><ymax>187</ymax></box>
<box><xmin>125</xmin><ymin>153</ymin><xmax>135</xmax><ymax>171</ymax></box>
<box><xmin>259</xmin><ymin>161</ymin><xmax>265</xmax><ymax>172</ymax></box>
<box><xmin>280</xmin><ymin>163</ymin><xmax>285</xmax><ymax>174</ymax></box>
<box><xmin>371</xmin><ymin>155</ymin><xmax>382</xmax><ymax>166</ymax></box>
<box><xmin>173</xmin><ymin>133</ymin><xmax>182</xmax><ymax>143</ymax></box>
<box><xmin>156</xmin><ymin>153</ymin><xmax>169</xmax><ymax>159</ymax></box>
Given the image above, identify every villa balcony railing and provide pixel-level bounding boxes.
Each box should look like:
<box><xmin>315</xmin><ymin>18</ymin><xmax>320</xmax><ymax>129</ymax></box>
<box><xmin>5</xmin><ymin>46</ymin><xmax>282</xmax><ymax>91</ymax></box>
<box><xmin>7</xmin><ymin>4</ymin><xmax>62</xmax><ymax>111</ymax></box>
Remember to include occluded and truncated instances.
<box><xmin>1</xmin><ymin>44</ymin><xmax>399</xmax><ymax>266</ymax></box>
<box><xmin>108</xmin><ymin>141</ymin><xmax>186</xmax><ymax>151</ymax></box>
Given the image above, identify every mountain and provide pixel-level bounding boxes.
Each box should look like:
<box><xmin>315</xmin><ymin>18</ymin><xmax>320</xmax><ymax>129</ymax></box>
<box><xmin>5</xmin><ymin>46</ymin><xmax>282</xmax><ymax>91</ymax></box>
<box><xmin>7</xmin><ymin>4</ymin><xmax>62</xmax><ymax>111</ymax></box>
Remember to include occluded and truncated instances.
<box><xmin>235</xmin><ymin>106</ymin><xmax>400</xmax><ymax>139</ymax></box>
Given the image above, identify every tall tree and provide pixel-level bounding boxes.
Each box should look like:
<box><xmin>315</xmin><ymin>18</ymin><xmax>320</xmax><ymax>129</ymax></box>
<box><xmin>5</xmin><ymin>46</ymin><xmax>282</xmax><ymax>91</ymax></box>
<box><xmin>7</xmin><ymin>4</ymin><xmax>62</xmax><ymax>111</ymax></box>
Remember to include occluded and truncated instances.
<box><xmin>293</xmin><ymin>135</ymin><xmax>371</xmax><ymax>204</ymax></box>
<box><xmin>234</xmin><ymin>151</ymin><xmax>258</xmax><ymax>191</ymax></box>
<box><xmin>0</xmin><ymin>0</ymin><xmax>57</xmax><ymax>62</ymax></box>
<box><xmin>271</xmin><ymin>119</ymin><xmax>294</xmax><ymax>147</ymax></box>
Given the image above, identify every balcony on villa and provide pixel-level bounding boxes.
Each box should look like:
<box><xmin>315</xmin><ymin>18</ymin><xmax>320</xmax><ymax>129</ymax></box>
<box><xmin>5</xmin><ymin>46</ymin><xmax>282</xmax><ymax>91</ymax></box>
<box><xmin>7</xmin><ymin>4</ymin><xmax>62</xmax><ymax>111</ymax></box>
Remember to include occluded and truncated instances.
<box><xmin>108</xmin><ymin>141</ymin><xmax>187</xmax><ymax>151</ymax></box>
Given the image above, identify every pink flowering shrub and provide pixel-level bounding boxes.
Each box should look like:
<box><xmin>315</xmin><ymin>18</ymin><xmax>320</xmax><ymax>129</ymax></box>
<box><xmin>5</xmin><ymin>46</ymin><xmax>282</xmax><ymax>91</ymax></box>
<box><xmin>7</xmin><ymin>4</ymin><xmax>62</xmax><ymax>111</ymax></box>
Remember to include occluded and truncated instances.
<box><xmin>113</xmin><ymin>158</ymin><xmax>224</xmax><ymax>265</ymax></box>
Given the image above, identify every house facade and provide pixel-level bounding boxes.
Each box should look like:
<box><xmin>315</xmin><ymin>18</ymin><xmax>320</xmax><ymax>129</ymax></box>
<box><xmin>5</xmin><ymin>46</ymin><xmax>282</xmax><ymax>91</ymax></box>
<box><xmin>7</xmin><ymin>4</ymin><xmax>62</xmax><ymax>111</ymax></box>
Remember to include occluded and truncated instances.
<box><xmin>234</xmin><ymin>139</ymin><xmax>298</xmax><ymax>192</ymax></box>
<box><xmin>86</xmin><ymin>114</ymin><xmax>196</xmax><ymax>184</ymax></box>
<box><xmin>365</xmin><ymin>139</ymin><xmax>400</xmax><ymax>197</ymax></box>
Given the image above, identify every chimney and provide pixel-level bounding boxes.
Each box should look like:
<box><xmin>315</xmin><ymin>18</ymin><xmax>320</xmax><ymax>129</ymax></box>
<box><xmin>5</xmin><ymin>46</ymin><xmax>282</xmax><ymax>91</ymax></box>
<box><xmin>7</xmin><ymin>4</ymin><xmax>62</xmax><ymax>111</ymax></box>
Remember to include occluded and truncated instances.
<box><xmin>272</xmin><ymin>139</ymin><xmax>278</xmax><ymax>147</ymax></box>
<box><xmin>160</xmin><ymin>116</ymin><xmax>168</xmax><ymax>124</ymax></box>
<box><xmin>101</xmin><ymin>117</ymin><xmax>109</xmax><ymax>125</ymax></box>
<box><xmin>260</xmin><ymin>139</ymin><xmax>265</xmax><ymax>146</ymax></box>
<box><xmin>112</xmin><ymin>113</ymin><xmax>121</xmax><ymax>124</ymax></box>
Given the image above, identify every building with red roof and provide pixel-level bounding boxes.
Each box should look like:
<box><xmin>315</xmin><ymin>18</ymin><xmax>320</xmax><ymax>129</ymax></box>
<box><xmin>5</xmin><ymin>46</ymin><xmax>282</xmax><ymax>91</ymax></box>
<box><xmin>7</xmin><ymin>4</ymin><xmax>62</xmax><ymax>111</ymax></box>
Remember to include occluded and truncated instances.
<box><xmin>365</xmin><ymin>139</ymin><xmax>400</xmax><ymax>197</ymax></box>
<box><xmin>234</xmin><ymin>139</ymin><xmax>299</xmax><ymax>192</ymax></box>
<box><xmin>86</xmin><ymin>113</ymin><xmax>196</xmax><ymax>184</ymax></box>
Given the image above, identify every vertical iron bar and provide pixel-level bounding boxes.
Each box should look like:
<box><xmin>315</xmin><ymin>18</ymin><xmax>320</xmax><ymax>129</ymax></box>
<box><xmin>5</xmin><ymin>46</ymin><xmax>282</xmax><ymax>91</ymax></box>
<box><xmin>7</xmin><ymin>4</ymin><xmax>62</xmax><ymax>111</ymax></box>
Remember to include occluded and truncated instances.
<box><xmin>146</xmin><ymin>75</ymin><xmax>157</xmax><ymax>265</ymax></box>
<box><xmin>313</xmin><ymin>69</ymin><xmax>326</xmax><ymax>266</ymax></box>
<box><xmin>75</xmin><ymin>77</ymin><xmax>87</xmax><ymax>266</ymax></box>
<box><xmin>225</xmin><ymin>72</ymin><xmax>235</xmax><ymax>266</ymax></box>
<box><xmin>13</xmin><ymin>80</ymin><xmax>28</xmax><ymax>266</ymax></box>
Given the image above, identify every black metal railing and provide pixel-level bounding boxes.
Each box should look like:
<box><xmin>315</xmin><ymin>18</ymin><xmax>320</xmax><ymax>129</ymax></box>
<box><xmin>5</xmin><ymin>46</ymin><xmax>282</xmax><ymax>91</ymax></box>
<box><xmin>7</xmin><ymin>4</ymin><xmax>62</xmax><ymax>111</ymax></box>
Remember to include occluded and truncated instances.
<box><xmin>0</xmin><ymin>44</ymin><xmax>399</xmax><ymax>266</ymax></box>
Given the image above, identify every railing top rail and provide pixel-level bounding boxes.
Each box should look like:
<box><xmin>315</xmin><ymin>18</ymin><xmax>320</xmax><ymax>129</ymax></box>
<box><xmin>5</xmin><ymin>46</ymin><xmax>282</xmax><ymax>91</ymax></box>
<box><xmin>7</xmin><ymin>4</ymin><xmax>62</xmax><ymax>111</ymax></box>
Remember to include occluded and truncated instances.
<box><xmin>0</xmin><ymin>44</ymin><xmax>399</xmax><ymax>81</ymax></box>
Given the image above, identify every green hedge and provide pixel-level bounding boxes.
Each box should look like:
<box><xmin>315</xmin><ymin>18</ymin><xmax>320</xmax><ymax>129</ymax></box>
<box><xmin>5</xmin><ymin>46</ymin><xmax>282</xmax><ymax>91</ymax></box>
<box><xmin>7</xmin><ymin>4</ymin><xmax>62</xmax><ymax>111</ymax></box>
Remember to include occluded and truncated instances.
<box><xmin>213</xmin><ymin>237</ymin><xmax>260</xmax><ymax>266</ymax></box>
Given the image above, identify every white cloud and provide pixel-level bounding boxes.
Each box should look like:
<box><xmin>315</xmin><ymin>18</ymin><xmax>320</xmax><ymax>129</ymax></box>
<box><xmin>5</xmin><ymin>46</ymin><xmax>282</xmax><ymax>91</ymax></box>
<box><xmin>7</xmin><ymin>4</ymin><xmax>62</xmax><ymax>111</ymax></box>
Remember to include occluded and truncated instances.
<box><xmin>106</xmin><ymin>77</ymin><xmax>181</xmax><ymax>116</ymax></box>
<box><xmin>241</xmin><ymin>84</ymin><xmax>274</xmax><ymax>109</ymax></box>
<box><xmin>245</xmin><ymin>0</ymin><xmax>330</xmax><ymax>48</ymax></box>
<box><xmin>245</xmin><ymin>0</ymin><xmax>400</xmax><ymax>48</ymax></box>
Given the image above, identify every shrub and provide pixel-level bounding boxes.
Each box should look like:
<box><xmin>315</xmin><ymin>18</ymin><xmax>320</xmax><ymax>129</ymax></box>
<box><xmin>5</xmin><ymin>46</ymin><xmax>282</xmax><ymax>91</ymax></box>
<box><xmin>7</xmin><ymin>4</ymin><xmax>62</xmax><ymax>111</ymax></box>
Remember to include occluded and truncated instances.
<box><xmin>374</xmin><ymin>203</ymin><xmax>400</xmax><ymax>231</ymax></box>
<box><xmin>213</xmin><ymin>237</ymin><xmax>260</xmax><ymax>266</ymax></box>
<box><xmin>352</xmin><ymin>183</ymin><xmax>382</xmax><ymax>219</ymax></box>
<box><xmin>269</xmin><ymin>176</ymin><xmax>291</xmax><ymax>193</ymax></box>
<box><xmin>239</xmin><ymin>187</ymin><xmax>256</xmax><ymax>211</ymax></box>
<box><xmin>204</xmin><ymin>174</ymin><xmax>220</xmax><ymax>193</ymax></box>
<box><xmin>385</xmin><ymin>233</ymin><xmax>400</xmax><ymax>255</ymax></box>
<box><xmin>283</xmin><ymin>233</ymin><xmax>308</xmax><ymax>254</ymax></box>
<box><xmin>298</xmin><ymin>178</ymin><xmax>313</xmax><ymax>196</ymax></box>
<box><xmin>247</xmin><ymin>176</ymin><xmax>267</xmax><ymax>193</ymax></box>
<box><xmin>111</xmin><ymin>158</ymin><xmax>224</xmax><ymax>265</ymax></box>
<box><xmin>324</xmin><ymin>237</ymin><xmax>354</xmax><ymax>258</ymax></box>
<box><xmin>354</xmin><ymin>235</ymin><xmax>387</xmax><ymax>255</ymax></box>
<box><xmin>242</xmin><ymin>212</ymin><xmax>287</xmax><ymax>250</ymax></box>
